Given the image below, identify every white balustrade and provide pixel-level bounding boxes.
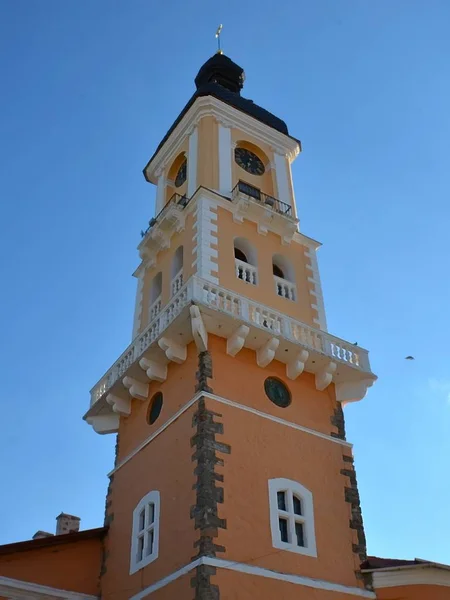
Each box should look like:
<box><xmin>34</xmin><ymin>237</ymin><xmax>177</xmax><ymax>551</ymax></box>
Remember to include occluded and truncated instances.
<box><xmin>235</xmin><ymin>259</ymin><xmax>257</xmax><ymax>285</ymax></box>
<box><xmin>90</xmin><ymin>276</ymin><xmax>371</xmax><ymax>407</ymax></box>
<box><xmin>149</xmin><ymin>296</ymin><xmax>162</xmax><ymax>321</ymax></box>
<box><xmin>171</xmin><ymin>270</ymin><xmax>183</xmax><ymax>296</ymax></box>
<box><xmin>274</xmin><ymin>276</ymin><xmax>296</xmax><ymax>301</ymax></box>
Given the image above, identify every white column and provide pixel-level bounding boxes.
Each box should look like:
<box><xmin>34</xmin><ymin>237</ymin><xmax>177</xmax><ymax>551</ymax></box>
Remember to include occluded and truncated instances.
<box><xmin>155</xmin><ymin>173</ymin><xmax>165</xmax><ymax>213</ymax></box>
<box><xmin>187</xmin><ymin>127</ymin><xmax>198</xmax><ymax>197</ymax></box>
<box><xmin>273</xmin><ymin>151</ymin><xmax>291</xmax><ymax>206</ymax></box>
<box><xmin>218</xmin><ymin>122</ymin><xmax>232</xmax><ymax>196</ymax></box>
<box><xmin>132</xmin><ymin>273</ymin><xmax>145</xmax><ymax>340</ymax></box>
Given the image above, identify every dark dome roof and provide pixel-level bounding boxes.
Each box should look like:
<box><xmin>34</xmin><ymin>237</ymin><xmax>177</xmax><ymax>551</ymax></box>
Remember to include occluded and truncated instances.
<box><xmin>195</xmin><ymin>53</ymin><xmax>245</xmax><ymax>94</ymax></box>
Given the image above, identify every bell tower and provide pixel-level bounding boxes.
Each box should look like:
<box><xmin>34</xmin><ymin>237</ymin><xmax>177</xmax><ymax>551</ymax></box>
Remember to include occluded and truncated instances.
<box><xmin>85</xmin><ymin>53</ymin><xmax>377</xmax><ymax>600</ymax></box>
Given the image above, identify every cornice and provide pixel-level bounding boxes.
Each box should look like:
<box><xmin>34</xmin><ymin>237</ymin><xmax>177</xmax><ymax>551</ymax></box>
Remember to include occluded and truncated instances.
<box><xmin>369</xmin><ymin>566</ymin><xmax>450</xmax><ymax>588</ymax></box>
<box><xmin>144</xmin><ymin>96</ymin><xmax>301</xmax><ymax>184</ymax></box>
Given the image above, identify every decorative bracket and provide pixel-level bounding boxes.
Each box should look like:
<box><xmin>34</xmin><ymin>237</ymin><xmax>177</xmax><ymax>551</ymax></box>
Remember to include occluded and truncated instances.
<box><xmin>106</xmin><ymin>393</ymin><xmax>131</xmax><ymax>416</ymax></box>
<box><xmin>335</xmin><ymin>379</ymin><xmax>375</xmax><ymax>406</ymax></box>
<box><xmin>122</xmin><ymin>376</ymin><xmax>149</xmax><ymax>401</ymax></box>
<box><xmin>315</xmin><ymin>361</ymin><xmax>337</xmax><ymax>391</ymax></box>
<box><xmin>257</xmin><ymin>337</ymin><xmax>280</xmax><ymax>368</ymax></box>
<box><xmin>190</xmin><ymin>304</ymin><xmax>208</xmax><ymax>352</ymax></box>
<box><xmin>158</xmin><ymin>337</ymin><xmax>187</xmax><ymax>364</ymax></box>
<box><xmin>286</xmin><ymin>350</ymin><xmax>309</xmax><ymax>380</ymax></box>
<box><xmin>256</xmin><ymin>208</ymin><xmax>273</xmax><ymax>236</ymax></box>
<box><xmin>139</xmin><ymin>358</ymin><xmax>167</xmax><ymax>382</ymax></box>
<box><xmin>86</xmin><ymin>415</ymin><xmax>120</xmax><ymax>435</ymax></box>
<box><xmin>227</xmin><ymin>325</ymin><xmax>250</xmax><ymax>357</ymax></box>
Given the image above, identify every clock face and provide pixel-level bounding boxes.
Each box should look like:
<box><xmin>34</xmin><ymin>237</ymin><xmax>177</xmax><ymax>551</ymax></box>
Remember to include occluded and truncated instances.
<box><xmin>234</xmin><ymin>147</ymin><xmax>265</xmax><ymax>175</ymax></box>
<box><xmin>175</xmin><ymin>159</ymin><xmax>187</xmax><ymax>187</ymax></box>
<box><xmin>264</xmin><ymin>377</ymin><xmax>291</xmax><ymax>408</ymax></box>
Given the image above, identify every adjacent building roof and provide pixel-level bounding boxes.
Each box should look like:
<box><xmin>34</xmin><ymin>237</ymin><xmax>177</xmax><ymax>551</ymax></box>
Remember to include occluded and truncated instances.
<box><xmin>0</xmin><ymin>527</ymin><xmax>106</xmax><ymax>556</ymax></box>
<box><xmin>361</xmin><ymin>555</ymin><xmax>450</xmax><ymax>572</ymax></box>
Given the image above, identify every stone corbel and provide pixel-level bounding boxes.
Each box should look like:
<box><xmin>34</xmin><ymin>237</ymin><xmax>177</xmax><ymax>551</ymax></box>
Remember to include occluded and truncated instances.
<box><xmin>190</xmin><ymin>305</ymin><xmax>208</xmax><ymax>352</ymax></box>
<box><xmin>158</xmin><ymin>337</ymin><xmax>187</xmax><ymax>364</ymax></box>
<box><xmin>256</xmin><ymin>209</ymin><xmax>273</xmax><ymax>236</ymax></box>
<box><xmin>315</xmin><ymin>361</ymin><xmax>337</xmax><ymax>391</ymax></box>
<box><xmin>257</xmin><ymin>337</ymin><xmax>280</xmax><ymax>368</ymax></box>
<box><xmin>286</xmin><ymin>350</ymin><xmax>309</xmax><ymax>380</ymax></box>
<box><xmin>86</xmin><ymin>415</ymin><xmax>120</xmax><ymax>435</ymax></box>
<box><xmin>227</xmin><ymin>325</ymin><xmax>250</xmax><ymax>357</ymax></box>
<box><xmin>335</xmin><ymin>379</ymin><xmax>375</xmax><ymax>406</ymax></box>
<box><xmin>282</xmin><ymin>221</ymin><xmax>299</xmax><ymax>246</ymax></box>
<box><xmin>122</xmin><ymin>376</ymin><xmax>149</xmax><ymax>401</ymax></box>
<box><xmin>106</xmin><ymin>393</ymin><xmax>131</xmax><ymax>416</ymax></box>
<box><xmin>139</xmin><ymin>358</ymin><xmax>167</xmax><ymax>382</ymax></box>
<box><xmin>149</xmin><ymin>227</ymin><xmax>170</xmax><ymax>252</ymax></box>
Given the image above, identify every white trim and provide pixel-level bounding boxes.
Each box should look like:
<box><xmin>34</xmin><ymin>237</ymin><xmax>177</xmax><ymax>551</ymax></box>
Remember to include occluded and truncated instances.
<box><xmin>273</xmin><ymin>151</ymin><xmax>291</xmax><ymax>207</ymax></box>
<box><xmin>145</xmin><ymin>96</ymin><xmax>300</xmax><ymax>183</ymax></box>
<box><xmin>0</xmin><ymin>576</ymin><xmax>97</xmax><ymax>600</ymax></box>
<box><xmin>371</xmin><ymin>566</ymin><xmax>450</xmax><ymax>588</ymax></box>
<box><xmin>130</xmin><ymin>490</ymin><xmax>160</xmax><ymax>574</ymax></box>
<box><xmin>218</xmin><ymin>123</ymin><xmax>232</xmax><ymax>195</ymax></box>
<box><xmin>268</xmin><ymin>478</ymin><xmax>317</xmax><ymax>558</ymax></box>
<box><xmin>129</xmin><ymin>557</ymin><xmax>375</xmax><ymax>599</ymax></box>
<box><xmin>155</xmin><ymin>173</ymin><xmax>165</xmax><ymax>213</ymax></box>
<box><xmin>109</xmin><ymin>391</ymin><xmax>351</xmax><ymax>477</ymax></box>
<box><xmin>304</xmin><ymin>248</ymin><xmax>327</xmax><ymax>331</ymax></box>
<box><xmin>193</xmin><ymin>196</ymin><xmax>219</xmax><ymax>284</ymax></box>
<box><xmin>187</xmin><ymin>126</ymin><xmax>198</xmax><ymax>197</ymax></box>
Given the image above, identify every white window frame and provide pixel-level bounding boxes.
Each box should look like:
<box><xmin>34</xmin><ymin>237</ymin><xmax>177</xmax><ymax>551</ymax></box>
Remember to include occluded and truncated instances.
<box><xmin>268</xmin><ymin>478</ymin><xmax>317</xmax><ymax>558</ymax></box>
<box><xmin>130</xmin><ymin>490</ymin><xmax>160</xmax><ymax>574</ymax></box>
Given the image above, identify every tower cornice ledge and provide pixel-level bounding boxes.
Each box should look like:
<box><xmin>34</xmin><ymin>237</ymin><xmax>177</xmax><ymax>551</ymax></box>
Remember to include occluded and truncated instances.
<box><xmin>144</xmin><ymin>96</ymin><xmax>300</xmax><ymax>184</ymax></box>
<box><xmin>85</xmin><ymin>276</ymin><xmax>376</xmax><ymax>434</ymax></box>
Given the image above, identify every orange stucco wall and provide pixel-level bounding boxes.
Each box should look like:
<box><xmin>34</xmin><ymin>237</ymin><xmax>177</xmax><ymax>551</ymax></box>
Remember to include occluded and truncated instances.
<box><xmin>215</xmin><ymin>207</ymin><xmax>317</xmax><ymax>325</ymax></box>
<box><xmin>215</xmin><ymin>569</ymin><xmax>368</xmax><ymax>600</ymax></box>
<box><xmin>0</xmin><ymin>537</ymin><xmax>102</xmax><ymax>595</ymax></box>
<box><xmin>140</xmin><ymin>210</ymin><xmax>194</xmax><ymax>332</ymax></box>
<box><xmin>376</xmin><ymin>584</ymin><xmax>450</xmax><ymax>600</ymax></box>
<box><xmin>102</xmin><ymin>404</ymin><xmax>197</xmax><ymax>600</ymax></box>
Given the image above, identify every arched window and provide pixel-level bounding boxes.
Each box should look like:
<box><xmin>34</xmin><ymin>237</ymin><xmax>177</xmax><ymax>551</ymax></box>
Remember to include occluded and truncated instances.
<box><xmin>272</xmin><ymin>254</ymin><xmax>296</xmax><ymax>301</ymax></box>
<box><xmin>130</xmin><ymin>490</ymin><xmax>160</xmax><ymax>574</ymax></box>
<box><xmin>171</xmin><ymin>246</ymin><xmax>184</xmax><ymax>296</ymax></box>
<box><xmin>149</xmin><ymin>272</ymin><xmax>162</xmax><ymax>321</ymax></box>
<box><xmin>234</xmin><ymin>238</ymin><xmax>257</xmax><ymax>285</ymax></box>
<box><xmin>268</xmin><ymin>478</ymin><xmax>317</xmax><ymax>558</ymax></box>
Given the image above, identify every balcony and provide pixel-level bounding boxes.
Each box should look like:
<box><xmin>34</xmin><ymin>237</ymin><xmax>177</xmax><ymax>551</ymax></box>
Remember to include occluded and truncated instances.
<box><xmin>235</xmin><ymin>259</ymin><xmax>257</xmax><ymax>285</ymax></box>
<box><xmin>86</xmin><ymin>276</ymin><xmax>376</xmax><ymax>433</ymax></box>
<box><xmin>274</xmin><ymin>276</ymin><xmax>296</xmax><ymax>301</ymax></box>
<box><xmin>231</xmin><ymin>181</ymin><xmax>299</xmax><ymax>244</ymax></box>
<box><xmin>138</xmin><ymin>193</ymin><xmax>190</xmax><ymax>262</ymax></box>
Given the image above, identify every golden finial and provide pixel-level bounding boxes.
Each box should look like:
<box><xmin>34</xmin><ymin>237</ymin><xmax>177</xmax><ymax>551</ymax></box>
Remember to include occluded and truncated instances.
<box><xmin>215</xmin><ymin>24</ymin><xmax>223</xmax><ymax>54</ymax></box>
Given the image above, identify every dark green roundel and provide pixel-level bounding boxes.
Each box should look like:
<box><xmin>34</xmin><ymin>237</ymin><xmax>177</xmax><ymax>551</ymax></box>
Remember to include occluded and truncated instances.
<box><xmin>148</xmin><ymin>392</ymin><xmax>163</xmax><ymax>425</ymax></box>
<box><xmin>175</xmin><ymin>160</ymin><xmax>187</xmax><ymax>187</ymax></box>
<box><xmin>264</xmin><ymin>377</ymin><xmax>291</xmax><ymax>408</ymax></box>
<box><xmin>234</xmin><ymin>147</ymin><xmax>265</xmax><ymax>175</ymax></box>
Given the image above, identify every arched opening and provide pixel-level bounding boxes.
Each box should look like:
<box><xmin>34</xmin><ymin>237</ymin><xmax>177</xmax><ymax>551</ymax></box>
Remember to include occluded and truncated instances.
<box><xmin>234</xmin><ymin>248</ymin><xmax>248</xmax><ymax>263</ymax></box>
<box><xmin>165</xmin><ymin>152</ymin><xmax>187</xmax><ymax>204</ymax></box>
<box><xmin>149</xmin><ymin>272</ymin><xmax>162</xmax><ymax>320</ymax></box>
<box><xmin>234</xmin><ymin>237</ymin><xmax>258</xmax><ymax>285</ymax></box>
<box><xmin>272</xmin><ymin>254</ymin><xmax>296</xmax><ymax>301</ymax></box>
<box><xmin>171</xmin><ymin>246</ymin><xmax>184</xmax><ymax>296</ymax></box>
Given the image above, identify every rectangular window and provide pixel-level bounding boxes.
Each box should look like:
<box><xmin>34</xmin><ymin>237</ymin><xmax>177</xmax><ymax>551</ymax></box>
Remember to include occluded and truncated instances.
<box><xmin>295</xmin><ymin>521</ymin><xmax>305</xmax><ymax>547</ymax></box>
<box><xmin>293</xmin><ymin>496</ymin><xmax>302</xmax><ymax>516</ymax></box>
<box><xmin>279</xmin><ymin>518</ymin><xmax>289</xmax><ymax>543</ymax></box>
<box><xmin>277</xmin><ymin>491</ymin><xmax>287</xmax><ymax>511</ymax></box>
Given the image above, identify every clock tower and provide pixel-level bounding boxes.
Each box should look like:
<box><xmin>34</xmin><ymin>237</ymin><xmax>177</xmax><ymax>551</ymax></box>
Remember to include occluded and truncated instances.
<box><xmin>85</xmin><ymin>53</ymin><xmax>377</xmax><ymax>600</ymax></box>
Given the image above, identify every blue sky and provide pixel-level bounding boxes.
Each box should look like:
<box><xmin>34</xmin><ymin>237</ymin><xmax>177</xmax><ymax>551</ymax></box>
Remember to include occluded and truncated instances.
<box><xmin>1</xmin><ymin>0</ymin><xmax>449</xmax><ymax>563</ymax></box>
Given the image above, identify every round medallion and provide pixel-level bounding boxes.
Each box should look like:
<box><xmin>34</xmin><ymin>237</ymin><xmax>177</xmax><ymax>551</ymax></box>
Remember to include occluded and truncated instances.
<box><xmin>147</xmin><ymin>392</ymin><xmax>163</xmax><ymax>424</ymax></box>
<box><xmin>234</xmin><ymin>147</ymin><xmax>265</xmax><ymax>175</ymax></box>
<box><xmin>175</xmin><ymin>159</ymin><xmax>187</xmax><ymax>187</ymax></box>
<box><xmin>264</xmin><ymin>377</ymin><xmax>291</xmax><ymax>408</ymax></box>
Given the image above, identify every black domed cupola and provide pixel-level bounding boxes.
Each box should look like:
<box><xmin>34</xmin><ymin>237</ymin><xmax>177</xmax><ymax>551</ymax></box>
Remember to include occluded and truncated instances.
<box><xmin>195</xmin><ymin>53</ymin><xmax>245</xmax><ymax>95</ymax></box>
